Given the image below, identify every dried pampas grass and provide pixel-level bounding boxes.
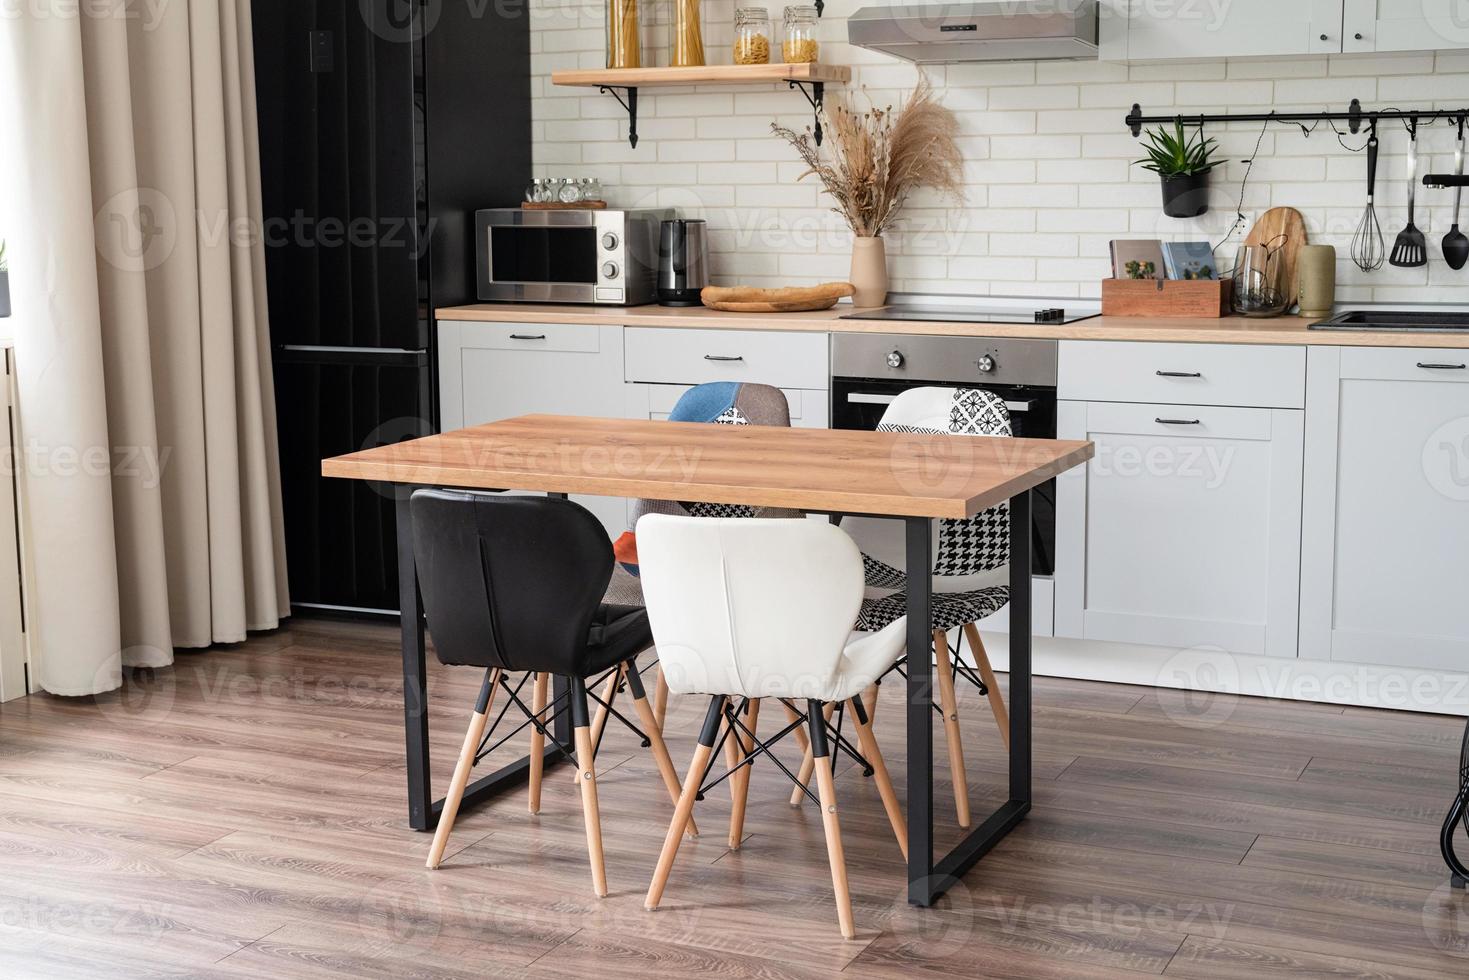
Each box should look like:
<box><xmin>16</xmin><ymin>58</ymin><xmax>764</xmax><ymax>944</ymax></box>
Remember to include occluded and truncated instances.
<box><xmin>772</xmin><ymin>75</ymin><xmax>963</xmax><ymax>238</ymax></box>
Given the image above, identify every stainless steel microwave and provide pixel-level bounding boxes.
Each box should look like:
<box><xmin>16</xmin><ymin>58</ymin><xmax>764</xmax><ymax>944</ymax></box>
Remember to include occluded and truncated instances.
<box><xmin>474</xmin><ymin>207</ymin><xmax>671</xmax><ymax>305</ymax></box>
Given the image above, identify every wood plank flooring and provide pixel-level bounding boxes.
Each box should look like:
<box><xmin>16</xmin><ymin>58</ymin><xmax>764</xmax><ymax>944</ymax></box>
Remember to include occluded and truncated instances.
<box><xmin>1</xmin><ymin>617</ymin><xmax>1467</xmax><ymax>979</ymax></box>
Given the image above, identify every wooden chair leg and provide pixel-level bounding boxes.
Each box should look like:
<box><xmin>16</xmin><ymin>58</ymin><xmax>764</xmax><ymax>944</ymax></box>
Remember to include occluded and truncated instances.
<box><xmin>851</xmin><ymin>696</ymin><xmax>907</xmax><ymax>860</ymax></box>
<box><xmin>728</xmin><ymin>699</ymin><xmax>761</xmax><ymax>849</ymax></box>
<box><xmin>528</xmin><ymin>671</ymin><xmax>550</xmax><ymax>814</ymax></box>
<box><xmin>789</xmin><ymin>701</ymin><xmax>835</xmax><ymax>807</ymax></box>
<box><xmin>570</xmin><ymin>676</ymin><xmax>608</xmax><ymax>898</ymax></box>
<box><xmin>934</xmin><ymin>628</ymin><xmax>971</xmax><ymax>829</ymax></box>
<box><xmin>963</xmin><ymin>623</ymin><xmax>1010</xmax><ymax>748</ymax></box>
<box><xmin>575</xmin><ymin>665</ymin><xmax>622</xmax><ymax>784</ymax></box>
<box><xmin>427</xmin><ymin>667</ymin><xmax>501</xmax><ymax>870</ymax></box>
<box><xmin>808</xmin><ymin>701</ymin><xmax>856</xmax><ymax>940</ymax></box>
<box><xmin>653</xmin><ymin>664</ymin><xmax>670</xmax><ymax>731</ymax></box>
<box><xmin>647</xmin><ymin>695</ymin><xmax>726</xmax><ymax>912</ymax></box>
<box><xmin>626</xmin><ymin>662</ymin><xmax>699</xmax><ymax>839</ymax></box>
<box><xmin>862</xmin><ymin>682</ymin><xmax>880</xmax><ymax>725</ymax></box>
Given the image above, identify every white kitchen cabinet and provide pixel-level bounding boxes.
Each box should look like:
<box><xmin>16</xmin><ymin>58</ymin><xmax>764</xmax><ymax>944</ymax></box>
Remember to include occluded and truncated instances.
<box><xmin>1055</xmin><ymin>400</ymin><xmax>1304</xmax><ymax>658</ymax></box>
<box><xmin>1101</xmin><ymin>0</ymin><xmax>1344</xmax><ymax>61</ymax></box>
<box><xmin>1343</xmin><ymin>0</ymin><xmax>1469</xmax><ymax>53</ymax></box>
<box><xmin>1299</xmin><ymin>347</ymin><xmax>1469</xmax><ymax>672</ymax></box>
<box><xmin>437</xmin><ymin>320</ymin><xmax>628</xmax><ymax>535</ymax></box>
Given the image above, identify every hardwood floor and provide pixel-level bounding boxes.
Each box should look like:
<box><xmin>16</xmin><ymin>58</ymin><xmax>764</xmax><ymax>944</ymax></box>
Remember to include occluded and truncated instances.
<box><xmin>1</xmin><ymin>617</ymin><xmax>1466</xmax><ymax>979</ymax></box>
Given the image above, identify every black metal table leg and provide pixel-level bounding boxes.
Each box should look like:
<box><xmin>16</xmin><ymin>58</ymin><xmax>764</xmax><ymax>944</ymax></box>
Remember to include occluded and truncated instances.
<box><xmin>905</xmin><ymin>516</ymin><xmax>934</xmax><ymax>906</ymax></box>
<box><xmin>906</xmin><ymin>490</ymin><xmax>1034</xmax><ymax>906</ymax></box>
<box><xmin>397</xmin><ymin>490</ymin><xmax>432</xmax><ymax>831</ymax></box>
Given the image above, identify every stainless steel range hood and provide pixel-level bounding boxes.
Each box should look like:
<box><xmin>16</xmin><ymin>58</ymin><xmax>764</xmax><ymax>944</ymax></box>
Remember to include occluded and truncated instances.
<box><xmin>847</xmin><ymin>1</ymin><xmax>1098</xmax><ymax>63</ymax></box>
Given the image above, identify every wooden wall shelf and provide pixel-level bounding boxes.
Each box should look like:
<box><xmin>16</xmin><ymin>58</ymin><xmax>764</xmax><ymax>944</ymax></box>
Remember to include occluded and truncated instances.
<box><xmin>551</xmin><ymin>63</ymin><xmax>851</xmax><ymax>88</ymax></box>
<box><xmin>550</xmin><ymin>63</ymin><xmax>851</xmax><ymax>148</ymax></box>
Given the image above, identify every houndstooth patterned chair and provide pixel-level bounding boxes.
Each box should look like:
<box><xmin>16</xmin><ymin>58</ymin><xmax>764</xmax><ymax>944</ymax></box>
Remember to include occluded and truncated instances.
<box><xmin>837</xmin><ymin>386</ymin><xmax>1014</xmax><ymax>829</ymax></box>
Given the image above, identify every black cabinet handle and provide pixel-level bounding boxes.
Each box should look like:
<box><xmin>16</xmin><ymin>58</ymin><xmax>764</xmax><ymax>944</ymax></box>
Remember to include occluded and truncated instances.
<box><xmin>1155</xmin><ymin>417</ymin><xmax>1201</xmax><ymax>425</ymax></box>
<box><xmin>1417</xmin><ymin>362</ymin><xmax>1466</xmax><ymax>370</ymax></box>
<box><xmin>703</xmin><ymin>354</ymin><xmax>744</xmax><ymax>362</ymax></box>
<box><xmin>509</xmin><ymin>333</ymin><xmax>546</xmax><ymax>340</ymax></box>
<box><xmin>1155</xmin><ymin>370</ymin><xmax>1202</xmax><ymax>378</ymax></box>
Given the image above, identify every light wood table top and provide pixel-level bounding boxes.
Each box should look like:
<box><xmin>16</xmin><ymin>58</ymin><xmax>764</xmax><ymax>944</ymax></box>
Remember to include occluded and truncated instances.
<box><xmin>436</xmin><ymin>302</ymin><xmax>1469</xmax><ymax>349</ymax></box>
<box><xmin>322</xmin><ymin>414</ymin><xmax>1094</xmax><ymax>519</ymax></box>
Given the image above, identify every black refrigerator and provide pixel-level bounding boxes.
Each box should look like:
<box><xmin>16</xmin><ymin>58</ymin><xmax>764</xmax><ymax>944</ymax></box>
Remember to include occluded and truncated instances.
<box><xmin>253</xmin><ymin>1</ymin><xmax>530</xmax><ymax>614</ymax></box>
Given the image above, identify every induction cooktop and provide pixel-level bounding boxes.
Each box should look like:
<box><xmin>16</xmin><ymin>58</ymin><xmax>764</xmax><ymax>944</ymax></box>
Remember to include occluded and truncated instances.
<box><xmin>840</xmin><ymin>305</ymin><xmax>1099</xmax><ymax>325</ymax></box>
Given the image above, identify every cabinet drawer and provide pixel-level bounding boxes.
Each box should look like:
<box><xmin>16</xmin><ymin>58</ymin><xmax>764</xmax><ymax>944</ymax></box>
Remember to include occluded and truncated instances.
<box><xmin>1059</xmin><ymin>341</ymin><xmax>1306</xmax><ymax>408</ymax></box>
<box><xmin>639</xmin><ymin>383</ymin><xmax>828</xmax><ymax>428</ymax></box>
<box><xmin>459</xmin><ymin>322</ymin><xmax>602</xmax><ymax>354</ymax></box>
<box><xmin>625</xmin><ymin>327</ymin><xmax>829</xmax><ymax>390</ymax></box>
<box><xmin>1339</xmin><ymin>346</ymin><xmax>1469</xmax><ymax>382</ymax></box>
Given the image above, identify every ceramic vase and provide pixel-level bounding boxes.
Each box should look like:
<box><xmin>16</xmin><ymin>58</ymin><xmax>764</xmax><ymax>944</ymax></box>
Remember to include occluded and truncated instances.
<box><xmin>849</xmin><ymin>236</ymin><xmax>888</xmax><ymax>308</ymax></box>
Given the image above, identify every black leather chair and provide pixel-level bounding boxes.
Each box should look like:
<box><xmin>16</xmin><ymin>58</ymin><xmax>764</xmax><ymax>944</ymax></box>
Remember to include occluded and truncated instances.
<box><xmin>412</xmin><ymin>490</ymin><xmax>693</xmax><ymax>895</ymax></box>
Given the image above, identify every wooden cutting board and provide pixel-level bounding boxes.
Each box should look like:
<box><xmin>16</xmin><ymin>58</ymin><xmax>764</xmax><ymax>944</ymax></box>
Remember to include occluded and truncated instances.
<box><xmin>701</xmin><ymin>282</ymin><xmax>854</xmax><ymax>312</ymax></box>
<box><xmin>1242</xmin><ymin>207</ymin><xmax>1308</xmax><ymax>307</ymax></box>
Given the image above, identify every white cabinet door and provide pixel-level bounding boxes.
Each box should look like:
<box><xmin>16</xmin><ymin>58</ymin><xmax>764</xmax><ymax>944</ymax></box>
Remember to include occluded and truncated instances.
<box><xmin>1114</xmin><ymin>0</ymin><xmax>1343</xmax><ymax>60</ymax></box>
<box><xmin>437</xmin><ymin>321</ymin><xmax>628</xmax><ymax>536</ymax></box>
<box><xmin>1055</xmin><ymin>400</ymin><xmax>1304</xmax><ymax>658</ymax></box>
<box><xmin>1300</xmin><ymin>347</ymin><xmax>1469</xmax><ymax>671</ymax></box>
<box><xmin>1343</xmin><ymin>0</ymin><xmax>1469</xmax><ymax>52</ymax></box>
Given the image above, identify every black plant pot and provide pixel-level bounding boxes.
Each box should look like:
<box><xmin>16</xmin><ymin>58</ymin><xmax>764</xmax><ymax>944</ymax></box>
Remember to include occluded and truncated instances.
<box><xmin>0</xmin><ymin>271</ymin><xmax>9</xmax><ymax>319</ymax></box>
<box><xmin>1160</xmin><ymin>172</ymin><xmax>1210</xmax><ymax>218</ymax></box>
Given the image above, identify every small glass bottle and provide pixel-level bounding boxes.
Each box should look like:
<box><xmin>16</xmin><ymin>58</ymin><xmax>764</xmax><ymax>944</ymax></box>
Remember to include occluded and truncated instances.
<box><xmin>579</xmin><ymin>177</ymin><xmax>603</xmax><ymax>203</ymax></box>
<box><xmin>733</xmin><ymin>6</ymin><xmax>770</xmax><ymax>65</ymax></box>
<box><xmin>782</xmin><ymin>5</ymin><xmax>818</xmax><ymax>64</ymax></box>
<box><xmin>524</xmin><ymin>178</ymin><xmax>543</xmax><ymax>204</ymax></box>
<box><xmin>558</xmin><ymin>178</ymin><xmax>583</xmax><ymax>204</ymax></box>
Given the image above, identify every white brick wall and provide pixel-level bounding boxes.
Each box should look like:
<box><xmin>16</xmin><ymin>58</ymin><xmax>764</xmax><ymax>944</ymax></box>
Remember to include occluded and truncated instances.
<box><xmin>529</xmin><ymin>0</ymin><xmax>1469</xmax><ymax>301</ymax></box>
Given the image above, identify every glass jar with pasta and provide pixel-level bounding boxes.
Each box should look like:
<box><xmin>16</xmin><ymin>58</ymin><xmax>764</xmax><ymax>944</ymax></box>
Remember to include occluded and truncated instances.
<box><xmin>781</xmin><ymin>5</ymin><xmax>818</xmax><ymax>64</ymax></box>
<box><xmin>733</xmin><ymin>7</ymin><xmax>771</xmax><ymax>65</ymax></box>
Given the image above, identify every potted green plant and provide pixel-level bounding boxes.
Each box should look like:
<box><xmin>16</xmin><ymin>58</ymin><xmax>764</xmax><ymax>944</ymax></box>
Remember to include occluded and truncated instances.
<box><xmin>1135</xmin><ymin>120</ymin><xmax>1219</xmax><ymax>218</ymax></box>
<box><xmin>0</xmin><ymin>241</ymin><xmax>9</xmax><ymax>319</ymax></box>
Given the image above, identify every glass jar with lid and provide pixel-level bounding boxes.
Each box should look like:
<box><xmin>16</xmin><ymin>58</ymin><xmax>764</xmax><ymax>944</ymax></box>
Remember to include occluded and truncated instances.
<box><xmin>524</xmin><ymin>178</ymin><xmax>543</xmax><ymax>204</ymax></box>
<box><xmin>578</xmin><ymin>176</ymin><xmax>603</xmax><ymax>203</ymax></box>
<box><xmin>733</xmin><ymin>6</ymin><xmax>771</xmax><ymax>65</ymax></box>
<box><xmin>557</xmin><ymin>177</ymin><xmax>583</xmax><ymax>204</ymax></box>
<box><xmin>782</xmin><ymin>5</ymin><xmax>818</xmax><ymax>63</ymax></box>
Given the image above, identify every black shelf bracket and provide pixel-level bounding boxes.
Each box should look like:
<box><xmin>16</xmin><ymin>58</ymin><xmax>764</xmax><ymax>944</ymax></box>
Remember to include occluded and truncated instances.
<box><xmin>815</xmin><ymin>0</ymin><xmax>824</xmax><ymax>15</ymax></box>
<box><xmin>1125</xmin><ymin>98</ymin><xmax>1469</xmax><ymax>139</ymax></box>
<box><xmin>789</xmin><ymin>80</ymin><xmax>826</xmax><ymax>145</ymax></box>
<box><xmin>599</xmin><ymin>85</ymin><xmax>638</xmax><ymax>148</ymax></box>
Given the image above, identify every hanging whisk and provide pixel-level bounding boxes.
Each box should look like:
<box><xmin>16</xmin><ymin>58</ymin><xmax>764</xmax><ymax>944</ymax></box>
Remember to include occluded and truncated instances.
<box><xmin>1352</xmin><ymin>130</ymin><xmax>1385</xmax><ymax>272</ymax></box>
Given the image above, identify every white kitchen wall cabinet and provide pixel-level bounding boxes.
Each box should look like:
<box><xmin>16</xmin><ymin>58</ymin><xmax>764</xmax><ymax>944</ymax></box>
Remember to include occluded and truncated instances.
<box><xmin>1100</xmin><ymin>0</ymin><xmax>1345</xmax><ymax>61</ymax></box>
<box><xmin>1299</xmin><ymin>347</ymin><xmax>1469</xmax><ymax>671</ymax></box>
<box><xmin>437</xmin><ymin>321</ymin><xmax>628</xmax><ymax>535</ymax></box>
<box><xmin>1055</xmin><ymin>400</ymin><xmax>1304</xmax><ymax>658</ymax></box>
<box><xmin>1342</xmin><ymin>0</ymin><xmax>1469</xmax><ymax>53</ymax></box>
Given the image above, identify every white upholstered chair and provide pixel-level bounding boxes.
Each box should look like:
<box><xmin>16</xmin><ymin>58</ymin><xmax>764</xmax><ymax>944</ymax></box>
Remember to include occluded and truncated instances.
<box><xmin>635</xmin><ymin>515</ymin><xmax>908</xmax><ymax>939</ymax></box>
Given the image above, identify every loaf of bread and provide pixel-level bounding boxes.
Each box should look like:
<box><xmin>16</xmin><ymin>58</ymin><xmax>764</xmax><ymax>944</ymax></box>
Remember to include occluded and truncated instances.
<box><xmin>700</xmin><ymin>282</ymin><xmax>855</xmax><ymax>312</ymax></box>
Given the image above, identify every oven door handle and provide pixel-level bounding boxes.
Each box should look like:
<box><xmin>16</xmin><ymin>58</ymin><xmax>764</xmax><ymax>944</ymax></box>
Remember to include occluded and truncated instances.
<box><xmin>844</xmin><ymin>392</ymin><xmax>1035</xmax><ymax>413</ymax></box>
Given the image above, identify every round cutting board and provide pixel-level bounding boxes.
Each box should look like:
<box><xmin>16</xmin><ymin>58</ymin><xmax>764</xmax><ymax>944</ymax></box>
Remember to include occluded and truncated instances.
<box><xmin>1242</xmin><ymin>207</ymin><xmax>1308</xmax><ymax>308</ymax></box>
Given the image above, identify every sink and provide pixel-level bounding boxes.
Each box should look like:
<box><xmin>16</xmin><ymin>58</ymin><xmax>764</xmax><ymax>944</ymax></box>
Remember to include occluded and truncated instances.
<box><xmin>1312</xmin><ymin>310</ymin><xmax>1469</xmax><ymax>332</ymax></box>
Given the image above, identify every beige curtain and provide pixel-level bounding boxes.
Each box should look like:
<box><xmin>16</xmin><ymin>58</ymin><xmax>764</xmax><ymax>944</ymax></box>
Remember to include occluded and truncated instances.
<box><xmin>0</xmin><ymin>0</ymin><xmax>289</xmax><ymax>695</ymax></box>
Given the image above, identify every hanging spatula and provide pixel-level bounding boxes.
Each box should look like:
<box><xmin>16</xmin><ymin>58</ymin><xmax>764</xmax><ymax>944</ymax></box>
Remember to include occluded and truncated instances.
<box><xmin>1390</xmin><ymin>127</ymin><xmax>1428</xmax><ymax>268</ymax></box>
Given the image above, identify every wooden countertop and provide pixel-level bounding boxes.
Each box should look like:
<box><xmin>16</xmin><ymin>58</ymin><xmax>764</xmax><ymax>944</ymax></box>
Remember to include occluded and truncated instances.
<box><xmin>436</xmin><ymin>302</ymin><xmax>1469</xmax><ymax>348</ymax></box>
<box><xmin>322</xmin><ymin>414</ymin><xmax>1094</xmax><ymax>519</ymax></box>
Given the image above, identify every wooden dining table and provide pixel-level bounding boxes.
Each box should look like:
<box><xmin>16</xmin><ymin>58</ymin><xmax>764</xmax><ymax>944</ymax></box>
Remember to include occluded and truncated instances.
<box><xmin>323</xmin><ymin>413</ymin><xmax>1093</xmax><ymax>906</ymax></box>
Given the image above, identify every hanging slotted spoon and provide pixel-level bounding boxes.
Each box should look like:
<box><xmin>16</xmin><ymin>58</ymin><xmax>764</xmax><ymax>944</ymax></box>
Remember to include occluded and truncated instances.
<box><xmin>1390</xmin><ymin>127</ymin><xmax>1428</xmax><ymax>268</ymax></box>
<box><xmin>1444</xmin><ymin>125</ymin><xmax>1469</xmax><ymax>271</ymax></box>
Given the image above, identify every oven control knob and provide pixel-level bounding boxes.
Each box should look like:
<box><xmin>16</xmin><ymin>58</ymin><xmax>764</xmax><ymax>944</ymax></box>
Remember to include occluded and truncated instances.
<box><xmin>886</xmin><ymin>350</ymin><xmax>904</xmax><ymax>369</ymax></box>
<box><xmin>601</xmin><ymin>232</ymin><xmax>619</xmax><ymax>250</ymax></box>
<box><xmin>601</xmin><ymin>261</ymin><xmax>619</xmax><ymax>279</ymax></box>
<box><xmin>977</xmin><ymin>354</ymin><xmax>996</xmax><ymax>373</ymax></box>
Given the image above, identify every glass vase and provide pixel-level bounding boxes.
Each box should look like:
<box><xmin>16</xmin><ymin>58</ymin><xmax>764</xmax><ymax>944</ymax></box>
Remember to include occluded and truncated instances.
<box><xmin>607</xmin><ymin>0</ymin><xmax>640</xmax><ymax>68</ymax></box>
<box><xmin>672</xmin><ymin>0</ymin><xmax>704</xmax><ymax>67</ymax></box>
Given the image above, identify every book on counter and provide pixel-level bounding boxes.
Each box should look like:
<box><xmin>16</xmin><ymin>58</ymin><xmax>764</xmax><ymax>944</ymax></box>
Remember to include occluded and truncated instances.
<box><xmin>1161</xmin><ymin>241</ymin><xmax>1219</xmax><ymax>280</ymax></box>
<box><xmin>1109</xmin><ymin>240</ymin><xmax>1166</xmax><ymax>280</ymax></box>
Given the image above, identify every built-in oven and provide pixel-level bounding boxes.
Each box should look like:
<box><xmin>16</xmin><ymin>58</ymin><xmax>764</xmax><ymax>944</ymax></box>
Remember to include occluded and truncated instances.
<box><xmin>830</xmin><ymin>333</ymin><xmax>1059</xmax><ymax>576</ymax></box>
<box><xmin>474</xmin><ymin>207</ymin><xmax>671</xmax><ymax>305</ymax></box>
